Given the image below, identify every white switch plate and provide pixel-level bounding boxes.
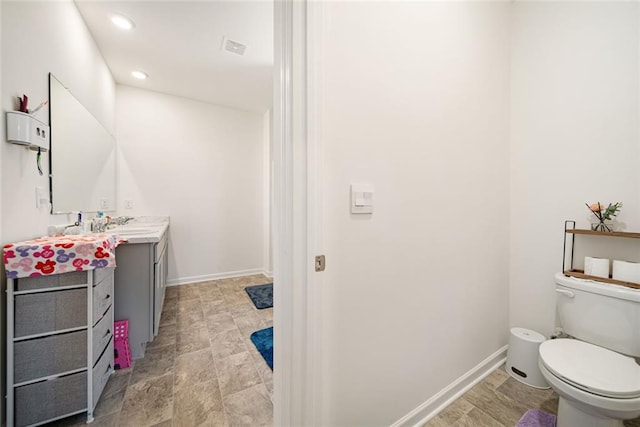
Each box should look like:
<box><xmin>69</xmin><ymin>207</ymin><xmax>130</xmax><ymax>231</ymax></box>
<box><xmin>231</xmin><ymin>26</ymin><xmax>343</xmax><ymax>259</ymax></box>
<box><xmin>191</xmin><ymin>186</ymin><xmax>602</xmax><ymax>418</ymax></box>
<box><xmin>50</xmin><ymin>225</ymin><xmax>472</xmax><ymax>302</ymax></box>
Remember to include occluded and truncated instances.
<box><xmin>124</xmin><ymin>199</ymin><xmax>134</xmax><ymax>209</ymax></box>
<box><xmin>351</xmin><ymin>183</ymin><xmax>374</xmax><ymax>214</ymax></box>
<box><xmin>100</xmin><ymin>198</ymin><xmax>109</xmax><ymax>210</ymax></box>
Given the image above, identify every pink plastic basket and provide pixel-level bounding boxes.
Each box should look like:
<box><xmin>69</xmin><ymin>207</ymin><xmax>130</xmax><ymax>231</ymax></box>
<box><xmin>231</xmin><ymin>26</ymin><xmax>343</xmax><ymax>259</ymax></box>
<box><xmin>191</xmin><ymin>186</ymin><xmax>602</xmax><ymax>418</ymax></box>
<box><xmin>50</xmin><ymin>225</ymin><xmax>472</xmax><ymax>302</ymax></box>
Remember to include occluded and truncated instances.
<box><xmin>114</xmin><ymin>320</ymin><xmax>129</xmax><ymax>341</ymax></box>
<box><xmin>113</xmin><ymin>320</ymin><xmax>132</xmax><ymax>369</ymax></box>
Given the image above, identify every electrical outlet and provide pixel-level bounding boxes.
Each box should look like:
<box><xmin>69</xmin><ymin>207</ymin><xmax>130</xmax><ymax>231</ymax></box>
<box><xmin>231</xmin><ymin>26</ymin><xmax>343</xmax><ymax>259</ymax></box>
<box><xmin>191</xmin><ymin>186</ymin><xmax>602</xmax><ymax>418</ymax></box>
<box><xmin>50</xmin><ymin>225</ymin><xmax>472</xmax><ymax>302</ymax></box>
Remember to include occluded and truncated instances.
<box><xmin>124</xmin><ymin>199</ymin><xmax>134</xmax><ymax>209</ymax></box>
<box><xmin>100</xmin><ymin>198</ymin><xmax>109</xmax><ymax>210</ymax></box>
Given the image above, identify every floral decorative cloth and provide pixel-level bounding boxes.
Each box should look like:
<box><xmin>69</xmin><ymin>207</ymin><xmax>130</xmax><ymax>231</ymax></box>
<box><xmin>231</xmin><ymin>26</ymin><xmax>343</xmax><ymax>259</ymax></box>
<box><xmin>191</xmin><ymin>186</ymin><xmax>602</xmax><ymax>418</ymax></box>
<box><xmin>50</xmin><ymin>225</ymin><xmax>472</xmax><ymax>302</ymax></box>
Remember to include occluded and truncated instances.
<box><xmin>3</xmin><ymin>233</ymin><xmax>124</xmax><ymax>279</ymax></box>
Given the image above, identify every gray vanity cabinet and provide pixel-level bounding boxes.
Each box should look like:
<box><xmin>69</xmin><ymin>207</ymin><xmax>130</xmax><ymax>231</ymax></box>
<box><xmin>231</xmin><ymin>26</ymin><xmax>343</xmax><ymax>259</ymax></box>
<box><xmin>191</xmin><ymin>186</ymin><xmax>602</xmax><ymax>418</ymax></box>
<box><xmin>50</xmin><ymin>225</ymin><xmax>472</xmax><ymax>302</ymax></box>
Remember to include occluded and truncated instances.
<box><xmin>6</xmin><ymin>268</ymin><xmax>115</xmax><ymax>427</ymax></box>
<box><xmin>114</xmin><ymin>231</ymin><xmax>168</xmax><ymax>359</ymax></box>
<box><xmin>153</xmin><ymin>234</ymin><xmax>169</xmax><ymax>335</ymax></box>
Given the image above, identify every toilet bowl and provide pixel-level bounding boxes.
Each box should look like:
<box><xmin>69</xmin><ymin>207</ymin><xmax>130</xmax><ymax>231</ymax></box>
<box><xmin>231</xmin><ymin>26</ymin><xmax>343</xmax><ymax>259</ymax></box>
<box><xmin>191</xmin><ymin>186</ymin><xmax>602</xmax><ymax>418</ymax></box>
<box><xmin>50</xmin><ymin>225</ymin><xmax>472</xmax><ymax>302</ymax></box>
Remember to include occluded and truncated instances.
<box><xmin>538</xmin><ymin>339</ymin><xmax>640</xmax><ymax>427</ymax></box>
<box><xmin>543</xmin><ymin>273</ymin><xmax>640</xmax><ymax>427</ymax></box>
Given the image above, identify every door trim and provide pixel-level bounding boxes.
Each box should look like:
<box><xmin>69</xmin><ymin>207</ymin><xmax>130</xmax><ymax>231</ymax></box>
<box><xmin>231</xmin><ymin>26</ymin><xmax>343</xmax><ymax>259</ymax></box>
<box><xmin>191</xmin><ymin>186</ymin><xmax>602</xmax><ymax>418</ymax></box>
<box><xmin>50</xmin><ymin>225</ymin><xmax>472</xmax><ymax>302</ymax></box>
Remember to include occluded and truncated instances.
<box><xmin>273</xmin><ymin>0</ymin><xmax>322</xmax><ymax>425</ymax></box>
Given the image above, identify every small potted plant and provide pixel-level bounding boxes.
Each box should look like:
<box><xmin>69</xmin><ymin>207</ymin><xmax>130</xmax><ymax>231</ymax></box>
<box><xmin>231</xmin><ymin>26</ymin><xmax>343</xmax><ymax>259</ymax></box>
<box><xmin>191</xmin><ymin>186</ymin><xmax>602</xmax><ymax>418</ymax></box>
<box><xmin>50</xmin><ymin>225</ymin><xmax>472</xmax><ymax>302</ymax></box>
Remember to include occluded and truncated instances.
<box><xmin>586</xmin><ymin>202</ymin><xmax>622</xmax><ymax>232</ymax></box>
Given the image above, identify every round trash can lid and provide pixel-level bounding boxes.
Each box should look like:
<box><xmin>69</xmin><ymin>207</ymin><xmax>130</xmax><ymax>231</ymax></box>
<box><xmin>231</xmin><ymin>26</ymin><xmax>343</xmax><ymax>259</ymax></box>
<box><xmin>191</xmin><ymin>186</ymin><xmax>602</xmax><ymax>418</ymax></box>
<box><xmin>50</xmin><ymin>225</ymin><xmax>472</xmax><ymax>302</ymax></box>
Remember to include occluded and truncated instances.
<box><xmin>511</xmin><ymin>327</ymin><xmax>546</xmax><ymax>343</ymax></box>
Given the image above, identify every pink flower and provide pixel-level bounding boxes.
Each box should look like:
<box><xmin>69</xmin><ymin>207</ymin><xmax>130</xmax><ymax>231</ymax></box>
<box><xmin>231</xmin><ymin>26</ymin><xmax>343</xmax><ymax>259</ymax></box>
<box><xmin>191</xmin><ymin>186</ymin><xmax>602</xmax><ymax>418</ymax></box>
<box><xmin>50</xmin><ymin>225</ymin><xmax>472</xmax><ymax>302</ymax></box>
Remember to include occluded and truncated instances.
<box><xmin>589</xmin><ymin>202</ymin><xmax>603</xmax><ymax>212</ymax></box>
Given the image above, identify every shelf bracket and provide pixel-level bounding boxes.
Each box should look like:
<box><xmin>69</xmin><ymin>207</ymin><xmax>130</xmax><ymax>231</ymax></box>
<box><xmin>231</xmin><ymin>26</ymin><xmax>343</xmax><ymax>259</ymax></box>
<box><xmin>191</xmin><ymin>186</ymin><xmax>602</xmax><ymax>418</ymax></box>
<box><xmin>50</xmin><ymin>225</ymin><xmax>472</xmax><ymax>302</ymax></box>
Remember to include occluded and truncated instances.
<box><xmin>563</xmin><ymin>220</ymin><xmax>576</xmax><ymax>273</ymax></box>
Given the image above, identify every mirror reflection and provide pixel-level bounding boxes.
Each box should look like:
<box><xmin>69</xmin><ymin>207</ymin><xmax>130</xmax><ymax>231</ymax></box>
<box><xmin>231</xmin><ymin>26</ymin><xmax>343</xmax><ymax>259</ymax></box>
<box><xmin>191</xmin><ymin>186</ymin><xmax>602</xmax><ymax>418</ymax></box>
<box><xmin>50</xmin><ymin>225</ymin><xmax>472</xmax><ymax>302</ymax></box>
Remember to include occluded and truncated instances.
<box><xmin>49</xmin><ymin>73</ymin><xmax>117</xmax><ymax>214</ymax></box>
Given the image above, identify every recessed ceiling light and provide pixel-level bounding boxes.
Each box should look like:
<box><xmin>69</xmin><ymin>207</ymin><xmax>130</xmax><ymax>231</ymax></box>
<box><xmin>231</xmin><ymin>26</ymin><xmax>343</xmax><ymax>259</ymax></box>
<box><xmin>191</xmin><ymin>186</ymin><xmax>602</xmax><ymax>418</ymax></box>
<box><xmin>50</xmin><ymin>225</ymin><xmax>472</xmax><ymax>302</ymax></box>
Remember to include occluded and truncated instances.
<box><xmin>131</xmin><ymin>70</ymin><xmax>148</xmax><ymax>80</ymax></box>
<box><xmin>111</xmin><ymin>14</ymin><xmax>135</xmax><ymax>31</ymax></box>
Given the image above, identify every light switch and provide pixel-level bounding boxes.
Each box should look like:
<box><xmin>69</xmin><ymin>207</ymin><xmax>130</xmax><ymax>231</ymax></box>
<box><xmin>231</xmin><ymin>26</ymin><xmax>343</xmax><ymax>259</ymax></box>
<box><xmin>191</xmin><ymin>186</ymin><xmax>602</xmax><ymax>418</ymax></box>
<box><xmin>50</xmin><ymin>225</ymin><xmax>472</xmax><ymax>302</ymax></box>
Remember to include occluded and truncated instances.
<box><xmin>351</xmin><ymin>183</ymin><xmax>374</xmax><ymax>214</ymax></box>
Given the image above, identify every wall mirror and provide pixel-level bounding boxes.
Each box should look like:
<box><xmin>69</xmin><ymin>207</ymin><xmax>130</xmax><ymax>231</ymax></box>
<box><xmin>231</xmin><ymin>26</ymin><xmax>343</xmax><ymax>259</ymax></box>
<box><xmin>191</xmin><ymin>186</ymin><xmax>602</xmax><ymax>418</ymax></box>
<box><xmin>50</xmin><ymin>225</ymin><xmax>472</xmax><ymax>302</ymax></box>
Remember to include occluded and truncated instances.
<box><xmin>49</xmin><ymin>73</ymin><xmax>117</xmax><ymax>214</ymax></box>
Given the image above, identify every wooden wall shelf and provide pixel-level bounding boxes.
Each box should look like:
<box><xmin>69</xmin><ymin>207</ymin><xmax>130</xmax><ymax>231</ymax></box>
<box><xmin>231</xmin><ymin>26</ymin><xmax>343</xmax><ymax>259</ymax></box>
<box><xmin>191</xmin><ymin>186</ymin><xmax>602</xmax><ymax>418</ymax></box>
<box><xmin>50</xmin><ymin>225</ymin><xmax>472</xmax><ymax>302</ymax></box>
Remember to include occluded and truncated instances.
<box><xmin>563</xmin><ymin>221</ymin><xmax>640</xmax><ymax>290</ymax></box>
<box><xmin>563</xmin><ymin>269</ymin><xmax>640</xmax><ymax>290</ymax></box>
<box><xmin>566</xmin><ymin>229</ymin><xmax>640</xmax><ymax>239</ymax></box>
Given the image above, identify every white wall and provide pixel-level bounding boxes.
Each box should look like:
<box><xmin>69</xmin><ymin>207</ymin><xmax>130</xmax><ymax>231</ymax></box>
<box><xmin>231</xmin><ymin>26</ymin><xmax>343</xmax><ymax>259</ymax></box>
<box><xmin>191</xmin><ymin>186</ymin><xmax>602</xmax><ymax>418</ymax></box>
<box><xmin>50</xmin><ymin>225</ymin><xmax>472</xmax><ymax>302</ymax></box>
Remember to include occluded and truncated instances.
<box><xmin>1</xmin><ymin>1</ymin><xmax>115</xmax><ymax>423</ymax></box>
<box><xmin>263</xmin><ymin>110</ymin><xmax>273</xmax><ymax>276</ymax></box>
<box><xmin>317</xmin><ymin>2</ymin><xmax>511</xmax><ymax>425</ymax></box>
<box><xmin>116</xmin><ymin>85</ymin><xmax>267</xmax><ymax>284</ymax></box>
<box><xmin>1</xmin><ymin>1</ymin><xmax>116</xmax><ymax>244</ymax></box>
<box><xmin>509</xmin><ymin>2</ymin><xmax>640</xmax><ymax>336</ymax></box>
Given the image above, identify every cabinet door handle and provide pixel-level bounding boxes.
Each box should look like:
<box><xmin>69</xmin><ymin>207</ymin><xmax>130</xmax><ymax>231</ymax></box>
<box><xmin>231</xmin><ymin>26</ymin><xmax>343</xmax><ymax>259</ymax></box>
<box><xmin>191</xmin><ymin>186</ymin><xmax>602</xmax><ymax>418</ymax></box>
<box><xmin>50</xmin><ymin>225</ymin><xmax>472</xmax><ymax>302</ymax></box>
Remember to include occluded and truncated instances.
<box><xmin>556</xmin><ymin>289</ymin><xmax>575</xmax><ymax>298</ymax></box>
<box><xmin>101</xmin><ymin>364</ymin><xmax>113</xmax><ymax>385</ymax></box>
<box><xmin>100</xmin><ymin>293</ymin><xmax>111</xmax><ymax>308</ymax></box>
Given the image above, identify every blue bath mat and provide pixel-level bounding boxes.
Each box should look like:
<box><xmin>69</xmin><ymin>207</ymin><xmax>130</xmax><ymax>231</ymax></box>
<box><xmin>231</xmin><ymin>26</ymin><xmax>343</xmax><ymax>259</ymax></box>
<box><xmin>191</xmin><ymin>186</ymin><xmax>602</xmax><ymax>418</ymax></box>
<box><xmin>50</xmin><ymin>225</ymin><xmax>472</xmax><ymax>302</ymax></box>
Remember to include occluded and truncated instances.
<box><xmin>515</xmin><ymin>409</ymin><xmax>556</xmax><ymax>427</ymax></box>
<box><xmin>244</xmin><ymin>283</ymin><xmax>273</xmax><ymax>309</ymax></box>
<box><xmin>250</xmin><ymin>327</ymin><xmax>273</xmax><ymax>370</ymax></box>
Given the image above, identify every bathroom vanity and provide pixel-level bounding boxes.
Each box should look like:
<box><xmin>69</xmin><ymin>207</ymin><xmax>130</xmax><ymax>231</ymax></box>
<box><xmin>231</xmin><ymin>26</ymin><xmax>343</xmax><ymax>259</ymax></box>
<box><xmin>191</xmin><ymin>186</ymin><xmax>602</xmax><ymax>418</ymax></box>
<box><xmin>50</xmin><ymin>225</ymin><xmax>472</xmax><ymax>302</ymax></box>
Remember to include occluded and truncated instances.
<box><xmin>3</xmin><ymin>219</ymin><xmax>169</xmax><ymax>425</ymax></box>
<box><xmin>111</xmin><ymin>218</ymin><xmax>169</xmax><ymax>359</ymax></box>
<box><xmin>4</xmin><ymin>233</ymin><xmax>120</xmax><ymax>427</ymax></box>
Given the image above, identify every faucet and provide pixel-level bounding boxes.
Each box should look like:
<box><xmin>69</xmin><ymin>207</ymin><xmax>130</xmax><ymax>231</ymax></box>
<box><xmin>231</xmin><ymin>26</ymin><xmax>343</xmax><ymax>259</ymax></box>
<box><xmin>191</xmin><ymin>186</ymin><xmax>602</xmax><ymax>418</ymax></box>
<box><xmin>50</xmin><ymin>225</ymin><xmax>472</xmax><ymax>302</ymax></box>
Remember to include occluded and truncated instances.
<box><xmin>119</xmin><ymin>216</ymin><xmax>134</xmax><ymax>225</ymax></box>
<box><xmin>105</xmin><ymin>216</ymin><xmax>134</xmax><ymax>230</ymax></box>
<box><xmin>92</xmin><ymin>217</ymin><xmax>108</xmax><ymax>233</ymax></box>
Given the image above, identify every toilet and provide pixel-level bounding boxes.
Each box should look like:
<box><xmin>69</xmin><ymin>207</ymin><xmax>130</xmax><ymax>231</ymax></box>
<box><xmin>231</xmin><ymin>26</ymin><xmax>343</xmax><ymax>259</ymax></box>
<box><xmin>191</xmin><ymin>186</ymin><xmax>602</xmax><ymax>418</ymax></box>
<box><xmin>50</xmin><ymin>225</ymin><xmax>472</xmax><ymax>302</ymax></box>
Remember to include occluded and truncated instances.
<box><xmin>538</xmin><ymin>273</ymin><xmax>640</xmax><ymax>427</ymax></box>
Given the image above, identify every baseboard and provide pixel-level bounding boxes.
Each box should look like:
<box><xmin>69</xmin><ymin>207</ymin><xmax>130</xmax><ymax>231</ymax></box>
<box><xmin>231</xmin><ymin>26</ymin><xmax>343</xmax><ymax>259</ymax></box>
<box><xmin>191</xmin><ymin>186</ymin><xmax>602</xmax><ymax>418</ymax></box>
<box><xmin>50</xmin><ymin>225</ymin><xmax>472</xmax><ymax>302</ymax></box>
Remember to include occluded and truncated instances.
<box><xmin>167</xmin><ymin>268</ymin><xmax>271</xmax><ymax>286</ymax></box>
<box><xmin>391</xmin><ymin>345</ymin><xmax>508</xmax><ymax>427</ymax></box>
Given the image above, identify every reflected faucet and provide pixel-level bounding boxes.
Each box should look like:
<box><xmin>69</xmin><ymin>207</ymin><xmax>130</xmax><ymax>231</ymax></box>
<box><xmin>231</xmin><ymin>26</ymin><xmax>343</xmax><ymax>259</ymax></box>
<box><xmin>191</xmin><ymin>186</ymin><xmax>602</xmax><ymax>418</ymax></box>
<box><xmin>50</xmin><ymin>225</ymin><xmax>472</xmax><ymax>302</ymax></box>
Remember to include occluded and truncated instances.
<box><xmin>62</xmin><ymin>223</ymin><xmax>81</xmax><ymax>235</ymax></box>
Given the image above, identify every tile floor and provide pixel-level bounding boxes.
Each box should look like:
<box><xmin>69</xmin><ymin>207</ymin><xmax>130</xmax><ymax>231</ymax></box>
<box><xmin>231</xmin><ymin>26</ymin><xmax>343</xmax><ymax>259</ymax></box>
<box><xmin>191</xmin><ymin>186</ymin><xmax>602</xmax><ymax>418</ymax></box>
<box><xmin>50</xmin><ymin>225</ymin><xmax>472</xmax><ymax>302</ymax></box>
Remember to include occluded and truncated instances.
<box><xmin>50</xmin><ymin>275</ymin><xmax>640</xmax><ymax>427</ymax></box>
<box><xmin>54</xmin><ymin>274</ymin><xmax>274</xmax><ymax>427</ymax></box>
<box><xmin>423</xmin><ymin>365</ymin><xmax>640</xmax><ymax>427</ymax></box>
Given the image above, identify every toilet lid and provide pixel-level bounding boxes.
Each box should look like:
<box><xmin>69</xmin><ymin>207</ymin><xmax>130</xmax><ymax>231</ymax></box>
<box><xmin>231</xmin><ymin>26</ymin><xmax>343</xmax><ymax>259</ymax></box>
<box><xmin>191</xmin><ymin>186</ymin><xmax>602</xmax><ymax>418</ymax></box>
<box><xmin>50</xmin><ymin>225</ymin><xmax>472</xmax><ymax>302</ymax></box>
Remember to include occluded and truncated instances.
<box><xmin>539</xmin><ymin>339</ymin><xmax>640</xmax><ymax>399</ymax></box>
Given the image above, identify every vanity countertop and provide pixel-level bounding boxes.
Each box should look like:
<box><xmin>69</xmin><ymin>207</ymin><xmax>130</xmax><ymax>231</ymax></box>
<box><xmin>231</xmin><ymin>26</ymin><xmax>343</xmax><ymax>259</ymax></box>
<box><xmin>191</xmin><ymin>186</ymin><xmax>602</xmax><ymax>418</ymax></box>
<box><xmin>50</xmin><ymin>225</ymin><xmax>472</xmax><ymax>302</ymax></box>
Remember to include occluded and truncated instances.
<box><xmin>107</xmin><ymin>216</ymin><xmax>169</xmax><ymax>244</ymax></box>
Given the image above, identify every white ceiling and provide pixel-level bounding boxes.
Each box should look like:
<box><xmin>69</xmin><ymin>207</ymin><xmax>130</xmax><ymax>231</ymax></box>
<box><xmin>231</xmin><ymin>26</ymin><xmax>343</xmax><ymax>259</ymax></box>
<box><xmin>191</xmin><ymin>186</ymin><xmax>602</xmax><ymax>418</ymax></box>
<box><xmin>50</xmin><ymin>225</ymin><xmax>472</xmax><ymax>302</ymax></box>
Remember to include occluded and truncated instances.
<box><xmin>75</xmin><ymin>1</ymin><xmax>273</xmax><ymax>113</ymax></box>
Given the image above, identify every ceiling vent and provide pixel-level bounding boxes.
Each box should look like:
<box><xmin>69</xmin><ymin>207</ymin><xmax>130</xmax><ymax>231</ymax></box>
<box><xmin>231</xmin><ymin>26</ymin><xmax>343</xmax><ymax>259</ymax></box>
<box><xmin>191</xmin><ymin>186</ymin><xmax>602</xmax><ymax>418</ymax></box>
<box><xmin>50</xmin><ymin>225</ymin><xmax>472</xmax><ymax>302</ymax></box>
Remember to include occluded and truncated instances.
<box><xmin>222</xmin><ymin>37</ymin><xmax>246</xmax><ymax>56</ymax></box>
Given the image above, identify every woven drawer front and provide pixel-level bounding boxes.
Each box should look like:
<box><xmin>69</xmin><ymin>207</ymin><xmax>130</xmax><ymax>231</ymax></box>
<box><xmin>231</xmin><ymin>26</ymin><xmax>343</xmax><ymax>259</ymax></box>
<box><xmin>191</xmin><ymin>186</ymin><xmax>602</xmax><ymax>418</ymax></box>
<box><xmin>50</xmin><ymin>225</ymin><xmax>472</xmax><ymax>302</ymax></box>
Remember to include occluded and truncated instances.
<box><xmin>93</xmin><ymin>273</ymin><xmax>114</xmax><ymax>325</ymax></box>
<box><xmin>15</xmin><ymin>288</ymin><xmax>87</xmax><ymax>337</ymax></box>
<box><xmin>94</xmin><ymin>267</ymin><xmax>114</xmax><ymax>287</ymax></box>
<box><xmin>14</xmin><ymin>330</ymin><xmax>87</xmax><ymax>384</ymax></box>
<box><xmin>15</xmin><ymin>371</ymin><xmax>87</xmax><ymax>427</ymax></box>
<box><xmin>92</xmin><ymin>306</ymin><xmax>113</xmax><ymax>365</ymax></box>
<box><xmin>15</xmin><ymin>271</ymin><xmax>88</xmax><ymax>292</ymax></box>
<box><xmin>92</xmin><ymin>338</ymin><xmax>114</xmax><ymax>409</ymax></box>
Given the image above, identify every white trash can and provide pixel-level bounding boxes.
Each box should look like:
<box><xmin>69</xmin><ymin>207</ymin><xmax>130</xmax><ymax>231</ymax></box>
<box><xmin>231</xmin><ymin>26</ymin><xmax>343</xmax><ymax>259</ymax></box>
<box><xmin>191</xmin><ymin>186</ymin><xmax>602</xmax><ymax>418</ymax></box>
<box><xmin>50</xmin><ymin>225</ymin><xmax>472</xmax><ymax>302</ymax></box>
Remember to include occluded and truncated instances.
<box><xmin>505</xmin><ymin>327</ymin><xmax>550</xmax><ymax>389</ymax></box>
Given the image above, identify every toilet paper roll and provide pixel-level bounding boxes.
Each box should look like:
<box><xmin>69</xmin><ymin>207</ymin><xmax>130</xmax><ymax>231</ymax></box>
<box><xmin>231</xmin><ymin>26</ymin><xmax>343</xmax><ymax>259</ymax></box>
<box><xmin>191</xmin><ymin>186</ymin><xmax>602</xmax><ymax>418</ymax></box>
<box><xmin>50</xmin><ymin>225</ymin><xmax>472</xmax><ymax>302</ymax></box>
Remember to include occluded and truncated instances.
<box><xmin>584</xmin><ymin>256</ymin><xmax>609</xmax><ymax>278</ymax></box>
<box><xmin>612</xmin><ymin>260</ymin><xmax>640</xmax><ymax>283</ymax></box>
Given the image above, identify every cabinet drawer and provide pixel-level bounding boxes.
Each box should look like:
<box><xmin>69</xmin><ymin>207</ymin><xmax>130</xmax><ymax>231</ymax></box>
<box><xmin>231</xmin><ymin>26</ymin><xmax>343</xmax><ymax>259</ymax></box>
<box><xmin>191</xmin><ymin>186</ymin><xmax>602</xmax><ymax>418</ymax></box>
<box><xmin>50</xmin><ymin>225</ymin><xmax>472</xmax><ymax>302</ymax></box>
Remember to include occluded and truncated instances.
<box><xmin>92</xmin><ymin>306</ymin><xmax>113</xmax><ymax>365</ymax></box>
<box><xmin>15</xmin><ymin>371</ymin><xmax>86</xmax><ymax>427</ymax></box>
<box><xmin>15</xmin><ymin>288</ymin><xmax>87</xmax><ymax>337</ymax></box>
<box><xmin>93</xmin><ymin>273</ymin><xmax>114</xmax><ymax>325</ymax></box>
<box><xmin>15</xmin><ymin>270</ymin><xmax>88</xmax><ymax>292</ymax></box>
<box><xmin>94</xmin><ymin>267</ymin><xmax>114</xmax><ymax>287</ymax></box>
<box><xmin>14</xmin><ymin>330</ymin><xmax>87</xmax><ymax>384</ymax></box>
<box><xmin>92</xmin><ymin>338</ymin><xmax>114</xmax><ymax>410</ymax></box>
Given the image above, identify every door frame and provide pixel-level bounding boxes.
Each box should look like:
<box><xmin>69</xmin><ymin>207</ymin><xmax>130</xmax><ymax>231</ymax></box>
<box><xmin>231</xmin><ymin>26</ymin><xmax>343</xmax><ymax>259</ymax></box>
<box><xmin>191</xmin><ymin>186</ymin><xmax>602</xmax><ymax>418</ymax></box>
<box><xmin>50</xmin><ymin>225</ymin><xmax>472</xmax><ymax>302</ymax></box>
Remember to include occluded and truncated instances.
<box><xmin>273</xmin><ymin>0</ymin><xmax>323</xmax><ymax>425</ymax></box>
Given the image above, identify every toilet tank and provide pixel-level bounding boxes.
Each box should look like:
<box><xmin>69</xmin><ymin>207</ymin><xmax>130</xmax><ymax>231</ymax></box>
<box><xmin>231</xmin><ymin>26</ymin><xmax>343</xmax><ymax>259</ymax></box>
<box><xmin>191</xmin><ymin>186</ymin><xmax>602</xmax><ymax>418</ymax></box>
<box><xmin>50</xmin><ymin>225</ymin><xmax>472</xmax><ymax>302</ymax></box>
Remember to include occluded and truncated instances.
<box><xmin>555</xmin><ymin>272</ymin><xmax>640</xmax><ymax>357</ymax></box>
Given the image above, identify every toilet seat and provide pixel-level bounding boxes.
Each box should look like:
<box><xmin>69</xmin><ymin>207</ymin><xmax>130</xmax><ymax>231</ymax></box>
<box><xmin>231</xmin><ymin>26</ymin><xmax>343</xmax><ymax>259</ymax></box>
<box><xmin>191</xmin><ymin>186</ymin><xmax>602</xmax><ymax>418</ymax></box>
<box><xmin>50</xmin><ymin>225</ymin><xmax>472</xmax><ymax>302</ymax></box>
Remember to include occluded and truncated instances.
<box><xmin>539</xmin><ymin>339</ymin><xmax>640</xmax><ymax>399</ymax></box>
